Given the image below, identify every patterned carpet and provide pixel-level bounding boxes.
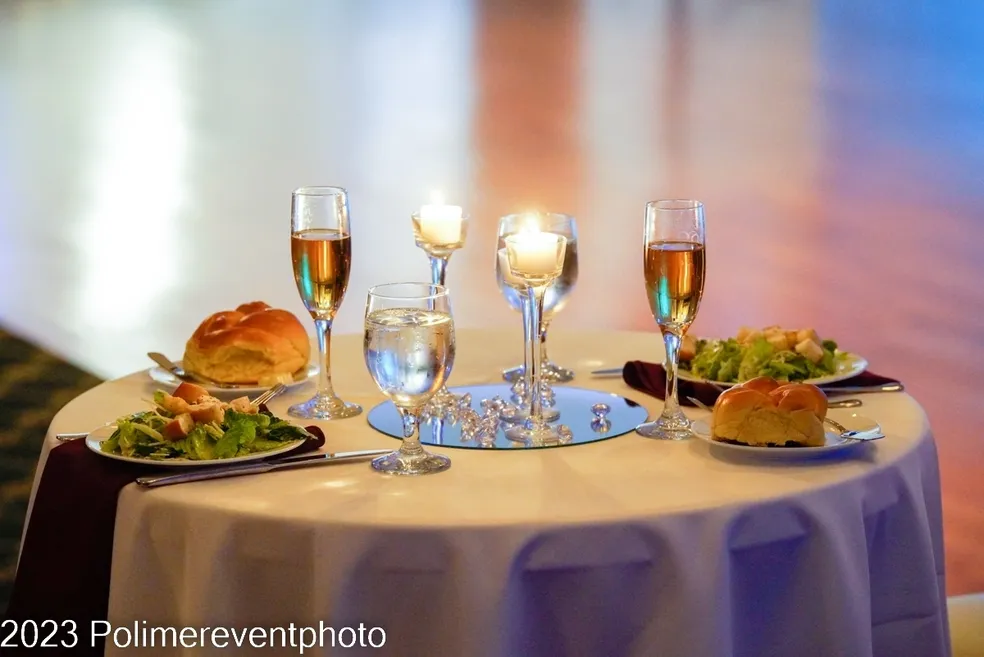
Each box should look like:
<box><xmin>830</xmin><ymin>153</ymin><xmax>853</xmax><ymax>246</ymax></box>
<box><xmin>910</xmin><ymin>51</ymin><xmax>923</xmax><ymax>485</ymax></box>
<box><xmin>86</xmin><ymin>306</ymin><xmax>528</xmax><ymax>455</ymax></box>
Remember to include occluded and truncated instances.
<box><xmin>0</xmin><ymin>326</ymin><xmax>102</xmax><ymax>610</ymax></box>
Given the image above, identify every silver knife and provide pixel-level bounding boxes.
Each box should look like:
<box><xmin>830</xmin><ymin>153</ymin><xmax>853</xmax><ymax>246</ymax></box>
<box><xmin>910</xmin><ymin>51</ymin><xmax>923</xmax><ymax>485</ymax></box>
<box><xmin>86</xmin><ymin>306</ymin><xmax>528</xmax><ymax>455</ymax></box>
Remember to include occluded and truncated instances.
<box><xmin>823</xmin><ymin>382</ymin><xmax>904</xmax><ymax>394</ymax></box>
<box><xmin>135</xmin><ymin>449</ymin><xmax>391</xmax><ymax>488</ymax></box>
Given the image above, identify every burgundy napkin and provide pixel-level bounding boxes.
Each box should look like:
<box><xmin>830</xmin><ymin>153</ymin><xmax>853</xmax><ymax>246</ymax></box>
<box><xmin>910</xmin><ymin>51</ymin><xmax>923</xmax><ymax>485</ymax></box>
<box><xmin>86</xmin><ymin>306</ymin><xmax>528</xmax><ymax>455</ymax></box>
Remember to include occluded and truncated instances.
<box><xmin>4</xmin><ymin>423</ymin><xmax>325</xmax><ymax>656</ymax></box>
<box><xmin>622</xmin><ymin>360</ymin><xmax>900</xmax><ymax>407</ymax></box>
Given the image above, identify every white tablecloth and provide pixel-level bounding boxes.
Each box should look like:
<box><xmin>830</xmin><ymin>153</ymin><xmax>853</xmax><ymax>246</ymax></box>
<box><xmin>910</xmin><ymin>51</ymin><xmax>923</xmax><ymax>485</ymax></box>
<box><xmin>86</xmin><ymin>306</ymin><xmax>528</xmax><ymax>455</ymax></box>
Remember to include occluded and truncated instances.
<box><xmin>30</xmin><ymin>330</ymin><xmax>950</xmax><ymax>657</ymax></box>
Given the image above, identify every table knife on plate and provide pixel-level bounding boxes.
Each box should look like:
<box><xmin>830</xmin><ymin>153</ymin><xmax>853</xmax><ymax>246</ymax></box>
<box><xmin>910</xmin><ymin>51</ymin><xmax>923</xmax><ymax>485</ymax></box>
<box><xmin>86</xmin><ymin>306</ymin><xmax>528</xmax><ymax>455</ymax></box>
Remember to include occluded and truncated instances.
<box><xmin>135</xmin><ymin>449</ymin><xmax>391</xmax><ymax>488</ymax></box>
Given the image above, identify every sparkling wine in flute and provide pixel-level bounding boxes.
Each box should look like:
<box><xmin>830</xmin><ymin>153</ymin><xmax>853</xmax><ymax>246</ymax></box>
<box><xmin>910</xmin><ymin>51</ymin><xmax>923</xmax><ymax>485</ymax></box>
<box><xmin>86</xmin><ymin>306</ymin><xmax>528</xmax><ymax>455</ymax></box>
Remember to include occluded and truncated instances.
<box><xmin>364</xmin><ymin>308</ymin><xmax>455</xmax><ymax>409</ymax></box>
<box><xmin>291</xmin><ymin>228</ymin><xmax>352</xmax><ymax>317</ymax></box>
<box><xmin>495</xmin><ymin>238</ymin><xmax>578</xmax><ymax>317</ymax></box>
<box><xmin>644</xmin><ymin>240</ymin><xmax>706</xmax><ymax>330</ymax></box>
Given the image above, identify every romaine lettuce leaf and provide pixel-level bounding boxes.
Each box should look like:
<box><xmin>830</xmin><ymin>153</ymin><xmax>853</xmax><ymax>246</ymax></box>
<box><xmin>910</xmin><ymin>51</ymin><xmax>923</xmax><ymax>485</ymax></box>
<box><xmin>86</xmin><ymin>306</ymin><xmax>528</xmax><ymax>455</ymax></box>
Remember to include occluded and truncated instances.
<box><xmin>251</xmin><ymin>438</ymin><xmax>288</xmax><ymax>452</ymax></box>
<box><xmin>214</xmin><ymin>424</ymin><xmax>248</xmax><ymax>458</ymax></box>
<box><xmin>690</xmin><ymin>338</ymin><xmax>743</xmax><ymax>381</ymax></box>
<box><xmin>188</xmin><ymin>426</ymin><xmax>214</xmax><ymax>460</ymax></box>
<box><xmin>117</xmin><ymin>422</ymin><xmax>139</xmax><ymax>456</ymax></box>
<box><xmin>737</xmin><ymin>339</ymin><xmax>775</xmax><ymax>380</ymax></box>
<box><xmin>102</xmin><ymin>430</ymin><xmax>121</xmax><ymax>454</ymax></box>
<box><xmin>265</xmin><ymin>421</ymin><xmax>309</xmax><ymax>443</ymax></box>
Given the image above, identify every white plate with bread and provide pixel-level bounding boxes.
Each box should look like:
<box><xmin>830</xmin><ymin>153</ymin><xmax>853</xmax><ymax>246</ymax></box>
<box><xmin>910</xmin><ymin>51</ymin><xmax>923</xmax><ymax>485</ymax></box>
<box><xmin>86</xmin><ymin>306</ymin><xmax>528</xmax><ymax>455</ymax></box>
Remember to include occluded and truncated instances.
<box><xmin>149</xmin><ymin>362</ymin><xmax>318</xmax><ymax>396</ymax></box>
<box><xmin>690</xmin><ymin>376</ymin><xmax>882</xmax><ymax>459</ymax></box>
<box><xmin>150</xmin><ymin>302</ymin><xmax>318</xmax><ymax>395</ymax></box>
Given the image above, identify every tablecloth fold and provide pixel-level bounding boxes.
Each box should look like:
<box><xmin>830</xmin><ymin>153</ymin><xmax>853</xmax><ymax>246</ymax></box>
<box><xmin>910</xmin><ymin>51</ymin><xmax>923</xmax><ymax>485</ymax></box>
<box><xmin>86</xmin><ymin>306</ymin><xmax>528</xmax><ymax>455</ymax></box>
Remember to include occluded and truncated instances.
<box><xmin>4</xmin><ymin>424</ymin><xmax>325</xmax><ymax>656</ymax></box>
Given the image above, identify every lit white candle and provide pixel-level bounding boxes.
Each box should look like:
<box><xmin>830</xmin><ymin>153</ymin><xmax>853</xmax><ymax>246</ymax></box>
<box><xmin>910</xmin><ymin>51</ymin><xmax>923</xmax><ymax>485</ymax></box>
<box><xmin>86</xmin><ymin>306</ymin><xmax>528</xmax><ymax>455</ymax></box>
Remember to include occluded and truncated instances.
<box><xmin>505</xmin><ymin>232</ymin><xmax>566</xmax><ymax>279</ymax></box>
<box><xmin>418</xmin><ymin>204</ymin><xmax>464</xmax><ymax>245</ymax></box>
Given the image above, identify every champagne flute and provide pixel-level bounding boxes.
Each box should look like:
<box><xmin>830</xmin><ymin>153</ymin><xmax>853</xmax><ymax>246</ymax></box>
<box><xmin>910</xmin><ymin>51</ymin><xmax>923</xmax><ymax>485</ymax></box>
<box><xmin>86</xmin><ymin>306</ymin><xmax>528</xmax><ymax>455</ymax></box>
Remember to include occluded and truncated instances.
<box><xmin>288</xmin><ymin>186</ymin><xmax>362</xmax><ymax>420</ymax></box>
<box><xmin>364</xmin><ymin>283</ymin><xmax>454</xmax><ymax>475</ymax></box>
<box><xmin>502</xmin><ymin>232</ymin><xmax>569</xmax><ymax>445</ymax></box>
<box><xmin>495</xmin><ymin>213</ymin><xmax>578</xmax><ymax>384</ymax></box>
<box><xmin>636</xmin><ymin>200</ymin><xmax>706</xmax><ymax>440</ymax></box>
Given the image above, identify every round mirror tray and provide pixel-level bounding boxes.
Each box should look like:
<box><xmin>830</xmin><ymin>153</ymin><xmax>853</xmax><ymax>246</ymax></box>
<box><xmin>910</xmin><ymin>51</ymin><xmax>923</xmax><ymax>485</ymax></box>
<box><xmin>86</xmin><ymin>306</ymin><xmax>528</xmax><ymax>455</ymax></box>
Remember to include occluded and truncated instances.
<box><xmin>366</xmin><ymin>384</ymin><xmax>649</xmax><ymax>450</ymax></box>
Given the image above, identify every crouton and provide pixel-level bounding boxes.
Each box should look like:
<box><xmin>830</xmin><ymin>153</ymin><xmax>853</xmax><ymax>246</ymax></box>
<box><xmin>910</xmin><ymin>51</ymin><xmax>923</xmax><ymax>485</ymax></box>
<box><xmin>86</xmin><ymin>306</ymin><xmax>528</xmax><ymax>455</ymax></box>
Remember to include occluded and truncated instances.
<box><xmin>795</xmin><ymin>339</ymin><xmax>824</xmax><ymax>364</ymax></box>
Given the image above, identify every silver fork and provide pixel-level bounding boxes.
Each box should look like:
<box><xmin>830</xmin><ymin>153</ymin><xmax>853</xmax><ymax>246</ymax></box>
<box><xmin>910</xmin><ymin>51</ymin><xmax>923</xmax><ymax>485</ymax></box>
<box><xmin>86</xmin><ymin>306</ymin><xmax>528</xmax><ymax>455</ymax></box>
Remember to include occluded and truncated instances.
<box><xmin>55</xmin><ymin>383</ymin><xmax>290</xmax><ymax>442</ymax></box>
<box><xmin>252</xmin><ymin>383</ymin><xmax>288</xmax><ymax>407</ymax></box>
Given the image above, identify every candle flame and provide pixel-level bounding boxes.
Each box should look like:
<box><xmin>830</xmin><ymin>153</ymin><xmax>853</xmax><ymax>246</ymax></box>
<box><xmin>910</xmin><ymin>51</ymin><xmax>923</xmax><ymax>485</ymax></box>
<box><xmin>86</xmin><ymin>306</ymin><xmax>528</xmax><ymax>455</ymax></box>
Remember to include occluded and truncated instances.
<box><xmin>430</xmin><ymin>190</ymin><xmax>446</xmax><ymax>206</ymax></box>
<box><xmin>521</xmin><ymin>211</ymin><xmax>542</xmax><ymax>234</ymax></box>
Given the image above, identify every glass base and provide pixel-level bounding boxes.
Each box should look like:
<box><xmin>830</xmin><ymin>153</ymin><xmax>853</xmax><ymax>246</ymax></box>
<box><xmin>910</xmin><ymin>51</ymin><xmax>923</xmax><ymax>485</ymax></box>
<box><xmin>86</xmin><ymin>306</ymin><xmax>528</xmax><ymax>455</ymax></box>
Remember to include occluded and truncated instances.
<box><xmin>371</xmin><ymin>449</ymin><xmax>450</xmax><ymax>475</ymax></box>
<box><xmin>499</xmin><ymin>405</ymin><xmax>560</xmax><ymax>425</ymax></box>
<box><xmin>288</xmin><ymin>395</ymin><xmax>362</xmax><ymax>421</ymax></box>
<box><xmin>635</xmin><ymin>411</ymin><xmax>692</xmax><ymax>440</ymax></box>
<box><xmin>502</xmin><ymin>361</ymin><xmax>575</xmax><ymax>384</ymax></box>
<box><xmin>504</xmin><ymin>422</ymin><xmax>572</xmax><ymax>446</ymax></box>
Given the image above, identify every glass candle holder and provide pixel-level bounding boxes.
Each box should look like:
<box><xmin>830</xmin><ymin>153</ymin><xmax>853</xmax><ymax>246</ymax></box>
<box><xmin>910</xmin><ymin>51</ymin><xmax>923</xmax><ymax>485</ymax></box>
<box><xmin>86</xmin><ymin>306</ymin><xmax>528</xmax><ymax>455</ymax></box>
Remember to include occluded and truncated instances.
<box><xmin>501</xmin><ymin>232</ymin><xmax>572</xmax><ymax>445</ymax></box>
<box><xmin>411</xmin><ymin>204</ymin><xmax>469</xmax><ymax>426</ymax></box>
<box><xmin>495</xmin><ymin>213</ymin><xmax>578</xmax><ymax>385</ymax></box>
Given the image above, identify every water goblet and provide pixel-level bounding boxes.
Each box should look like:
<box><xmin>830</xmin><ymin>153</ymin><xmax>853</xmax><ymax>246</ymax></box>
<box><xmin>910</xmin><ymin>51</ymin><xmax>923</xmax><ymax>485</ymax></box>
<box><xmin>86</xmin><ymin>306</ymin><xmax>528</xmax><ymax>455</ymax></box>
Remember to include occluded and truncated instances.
<box><xmin>364</xmin><ymin>283</ymin><xmax>454</xmax><ymax>475</ymax></box>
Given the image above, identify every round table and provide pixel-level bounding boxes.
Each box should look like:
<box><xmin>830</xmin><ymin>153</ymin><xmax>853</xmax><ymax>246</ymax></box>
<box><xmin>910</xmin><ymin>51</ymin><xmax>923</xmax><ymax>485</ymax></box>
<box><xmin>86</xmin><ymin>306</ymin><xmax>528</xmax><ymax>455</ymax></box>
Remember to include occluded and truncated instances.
<box><xmin>32</xmin><ymin>330</ymin><xmax>950</xmax><ymax>657</ymax></box>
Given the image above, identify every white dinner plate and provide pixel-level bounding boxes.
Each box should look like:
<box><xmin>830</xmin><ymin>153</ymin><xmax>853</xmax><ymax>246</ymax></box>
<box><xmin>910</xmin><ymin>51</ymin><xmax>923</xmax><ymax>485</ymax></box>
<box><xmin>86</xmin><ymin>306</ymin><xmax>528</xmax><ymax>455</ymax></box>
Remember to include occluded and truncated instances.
<box><xmin>148</xmin><ymin>361</ymin><xmax>318</xmax><ymax>396</ymax></box>
<box><xmin>85</xmin><ymin>424</ymin><xmax>308</xmax><ymax>467</ymax></box>
<box><xmin>678</xmin><ymin>350</ymin><xmax>868</xmax><ymax>388</ymax></box>
<box><xmin>691</xmin><ymin>411</ymin><xmax>882</xmax><ymax>459</ymax></box>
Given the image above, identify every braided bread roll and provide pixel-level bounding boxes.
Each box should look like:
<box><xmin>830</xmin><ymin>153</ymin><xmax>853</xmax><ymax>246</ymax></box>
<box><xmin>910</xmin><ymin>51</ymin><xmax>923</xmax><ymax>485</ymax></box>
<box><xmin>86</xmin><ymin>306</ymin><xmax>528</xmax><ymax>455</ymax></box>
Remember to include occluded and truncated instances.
<box><xmin>183</xmin><ymin>302</ymin><xmax>310</xmax><ymax>384</ymax></box>
<box><xmin>711</xmin><ymin>376</ymin><xmax>828</xmax><ymax>447</ymax></box>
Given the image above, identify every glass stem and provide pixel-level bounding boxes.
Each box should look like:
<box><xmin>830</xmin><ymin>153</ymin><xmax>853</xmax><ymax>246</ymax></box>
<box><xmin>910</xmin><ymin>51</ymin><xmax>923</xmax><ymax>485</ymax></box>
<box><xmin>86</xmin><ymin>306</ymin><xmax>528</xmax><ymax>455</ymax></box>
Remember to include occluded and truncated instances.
<box><xmin>432</xmin><ymin>416</ymin><xmax>444</xmax><ymax>445</ymax></box>
<box><xmin>315</xmin><ymin>317</ymin><xmax>337</xmax><ymax>401</ymax></box>
<box><xmin>429</xmin><ymin>255</ymin><xmax>450</xmax><ymax>287</ymax></box>
<box><xmin>527</xmin><ymin>285</ymin><xmax>547</xmax><ymax>426</ymax></box>
<box><xmin>398</xmin><ymin>407</ymin><xmax>424</xmax><ymax>455</ymax></box>
<box><xmin>428</xmin><ymin>255</ymin><xmax>451</xmax><ymax>392</ymax></box>
<box><xmin>521</xmin><ymin>292</ymin><xmax>534</xmax><ymax>401</ymax></box>
<box><xmin>539</xmin><ymin>316</ymin><xmax>552</xmax><ymax>365</ymax></box>
<box><xmin>662</xmin><ymin>330</ymin><xmax>682</xmax><ymax>417</ymax></box>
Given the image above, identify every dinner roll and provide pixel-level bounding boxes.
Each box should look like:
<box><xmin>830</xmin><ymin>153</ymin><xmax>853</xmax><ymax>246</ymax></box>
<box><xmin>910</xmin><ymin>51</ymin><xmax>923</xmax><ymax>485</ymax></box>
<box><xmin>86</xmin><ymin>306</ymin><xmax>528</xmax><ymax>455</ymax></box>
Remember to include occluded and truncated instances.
<box><xmin>711</xmin><ymin>378</ymin><xmax>827</xmax><ymax>447</ymax></box>
<box><xmin>769</xmin><ymin>383</ymin><xmax>828</xmax><ymax>417</ymax></box>
<box><xmin>183</xmin><ymin>302</ymin><xmax>311</xmax><ymax>384</ymax></box>
<box><xmin>742</xmin><ymin>376</ymin><xmax>781</xmax><ymax>395</ymax></box>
